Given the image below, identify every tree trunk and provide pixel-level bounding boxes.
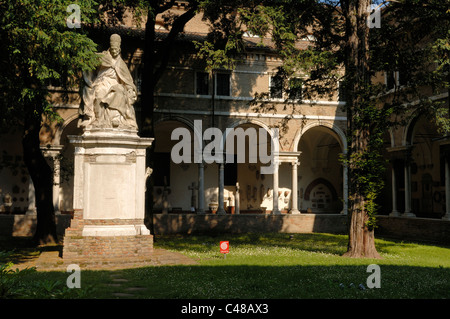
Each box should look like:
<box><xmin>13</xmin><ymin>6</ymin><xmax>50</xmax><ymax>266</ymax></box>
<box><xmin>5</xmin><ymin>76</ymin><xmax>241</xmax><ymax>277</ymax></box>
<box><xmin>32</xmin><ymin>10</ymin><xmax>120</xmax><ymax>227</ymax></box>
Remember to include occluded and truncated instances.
<box><xmin>140</xmin><ymin>3</ymin><xmax>199</xmax><ymax>232</ymax></box>
<box><xmin>23</xmin><ymin>114</ymin><xmax>57</xmax><ymax>245</ymax></box>
<box><xmin>140</xmin><ymin>9</ymin><xmax>157</xmax><ymax>233</ymax></box>
<box><xmin>342</xmin><ymin>0</ymin><xmax>381</xmax><ymax>258</ymax></box>
<box><xmin>344</xmin><ymin>205</ymin><xmax>381</xmax><ymax>258</ymax></box>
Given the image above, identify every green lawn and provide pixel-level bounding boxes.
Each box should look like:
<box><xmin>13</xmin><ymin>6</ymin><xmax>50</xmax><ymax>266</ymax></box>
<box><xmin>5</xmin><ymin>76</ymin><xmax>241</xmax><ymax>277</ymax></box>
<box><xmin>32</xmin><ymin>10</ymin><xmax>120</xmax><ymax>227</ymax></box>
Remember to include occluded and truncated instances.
<box><xmin>1</xmin><ymin>233</ymin><xmax>449</xmax><ymax>299</ymax></box>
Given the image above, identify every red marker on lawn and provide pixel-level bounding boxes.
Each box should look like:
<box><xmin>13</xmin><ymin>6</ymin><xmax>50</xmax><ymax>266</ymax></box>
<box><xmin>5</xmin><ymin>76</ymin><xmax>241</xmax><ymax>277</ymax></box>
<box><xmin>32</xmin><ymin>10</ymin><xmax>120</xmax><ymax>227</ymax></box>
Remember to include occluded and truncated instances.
<box><xmin>220</xmin><ymin>241</ymin><xmax>229</xmax><ymax>258</ymax></box>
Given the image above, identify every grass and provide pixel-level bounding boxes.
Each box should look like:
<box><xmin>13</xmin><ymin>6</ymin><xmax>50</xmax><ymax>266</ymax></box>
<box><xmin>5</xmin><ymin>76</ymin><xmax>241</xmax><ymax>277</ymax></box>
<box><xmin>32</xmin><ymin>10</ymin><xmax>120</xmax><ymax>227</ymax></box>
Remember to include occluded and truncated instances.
<box><xmin>1</xmin><ymin>233</ymin><xmax>449</xmax><ymax>299</ymax></box>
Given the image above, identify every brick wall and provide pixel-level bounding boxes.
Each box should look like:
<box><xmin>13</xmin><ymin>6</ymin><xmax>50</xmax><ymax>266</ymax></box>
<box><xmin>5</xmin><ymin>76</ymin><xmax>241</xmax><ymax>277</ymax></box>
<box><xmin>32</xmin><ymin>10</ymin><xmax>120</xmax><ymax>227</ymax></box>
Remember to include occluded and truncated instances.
<box><xmin>2</xmin><ymin>212</ymin><xmax>450</xmax><ymax>245</ymax></box>
<box><xmin>375</xmin><ymin>215</ymin><xmax>450</xmax><ymax>244</ymax></box>
<box><xmin>62</xmin><ymin>210</ymin><xmax>154</xmax><ymax>261</ymax></box>
<box><xmin>0</xmin><ymin>214</ymin><xmax>71</xmax><ymax>237</ymax></box>
<box><xmin>152</xmin><ymin>213</ymin><xmax>349</xmax><ymax>235</ymax></box>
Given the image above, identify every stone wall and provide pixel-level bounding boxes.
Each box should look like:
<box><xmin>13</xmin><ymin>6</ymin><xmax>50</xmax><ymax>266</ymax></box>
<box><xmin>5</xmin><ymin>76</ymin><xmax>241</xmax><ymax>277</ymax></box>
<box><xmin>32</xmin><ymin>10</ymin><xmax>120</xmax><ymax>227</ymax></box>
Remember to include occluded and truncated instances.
<box><xmin>375</xmin><ymin>215</ymin><xmax>450</xmax><ymax>245</ymax></box>
<box><xmin>0</xmin><ymin>214</ymin><xmax>71</xmax><ymax>237</ymax></box>
<box><xmin>151</xmin><ymin>213</ymin><xmax>348</xmax><ymax>235</ymax></box>
<box><xmin>2</xmin><ymin>213</ymin><xmax>450</xmax><ymax>245</ymax></box>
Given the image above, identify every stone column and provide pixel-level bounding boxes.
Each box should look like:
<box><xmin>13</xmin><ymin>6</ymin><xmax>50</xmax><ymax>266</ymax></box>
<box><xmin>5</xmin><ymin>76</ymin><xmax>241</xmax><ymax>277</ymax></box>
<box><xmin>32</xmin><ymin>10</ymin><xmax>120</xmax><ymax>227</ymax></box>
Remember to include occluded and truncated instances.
<box><xmin>390</xmin><ymin>161</ymin><xmax>400</xmax><ymax>217</ymax></box>
<box><xmin>403</xmin><ymin>150</ymin><xmax>415</xmax><ymax>217</ymax></box>
<box><xmin>340</xmin><ymin>162</ymin><xmax>348</xmax><ymax>215</ymax></box>
<box><xmin>443</xmin><ymin>156</ymin><xmax>450</xmax><ymax>220</ymax></box>
<box><xmin>188</xmin><ymin>182</ymin><xmax>197</xmax><ymax>213</ymax></box>
<box><xmin>41</xmin><ymin>145</ymin><xmax>63</xmax><ymax>215</ymax></box>
<box><xmin>235</xmin><ymin>182</ymin><xmax>240</xmax><ymax>214</ymax></box>
<box><xmin>217</xmin><ymin>162</ymin><xmax>226</xmax><ymax>214</ymax></box>
<box><xmin>52</xmin><ymin>155</ymin><xmax>61</xmax><ymax>214</ymax></box>
<box><xmin>290</xmin><ymin>161</ymin><xmax>300</xmax><ymax>214</ymax></box>
<box><xmin>197</xmin><ymin>162</ymin><xmax>205</xmax><ymax>214</ymax></box>
<box><xmin>26</xmin><ymin>179</ymin><xmax>36</xmax><ymax>215</ymax></box>
<box><xmin>272</xmin><ymin>162</ymin><xmax>281</xmax><ymax>215</ymax></box>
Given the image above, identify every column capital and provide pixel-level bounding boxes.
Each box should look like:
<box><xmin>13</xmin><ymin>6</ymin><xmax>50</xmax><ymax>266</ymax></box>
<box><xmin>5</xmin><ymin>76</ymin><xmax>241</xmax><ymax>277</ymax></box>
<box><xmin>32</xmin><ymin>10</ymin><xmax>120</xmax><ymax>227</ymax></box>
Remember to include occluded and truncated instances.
<box><xmin>40</xmin><ymin>145</ymin><xmax>64</xmax><ymax>159</ymax></box>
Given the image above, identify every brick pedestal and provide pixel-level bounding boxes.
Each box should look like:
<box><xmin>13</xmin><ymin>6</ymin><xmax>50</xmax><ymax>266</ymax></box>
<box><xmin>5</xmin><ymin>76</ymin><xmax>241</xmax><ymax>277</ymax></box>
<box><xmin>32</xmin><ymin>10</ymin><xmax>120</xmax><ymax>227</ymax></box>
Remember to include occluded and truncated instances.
<box><xmin>63</xmin><ymin>210</ymin><xmax>153</xmax><ymax>261</ymax></box>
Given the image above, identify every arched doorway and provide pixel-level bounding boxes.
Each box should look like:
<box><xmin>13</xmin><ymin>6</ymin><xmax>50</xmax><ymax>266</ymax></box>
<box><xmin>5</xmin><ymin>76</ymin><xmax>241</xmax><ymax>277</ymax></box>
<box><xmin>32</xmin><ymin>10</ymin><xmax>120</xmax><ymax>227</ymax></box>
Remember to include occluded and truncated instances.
<box><xmin>406</xmin><ymin>115</ymin><xmax>444</xmax><ymax>218</ymax></box>
<box><xmin>297</xmin><ymin>124</ymin><xmax>344</xmax><ymax>213</ymax></box>
<box><xmin>224</xmin><ymin>121</ymin><xmax>275</xmax><ymax>213</ymax></box>
<box><xmin>153</xmin><ymin>119</ymin><xmax>200</xmax><ymax>212</ymax></box>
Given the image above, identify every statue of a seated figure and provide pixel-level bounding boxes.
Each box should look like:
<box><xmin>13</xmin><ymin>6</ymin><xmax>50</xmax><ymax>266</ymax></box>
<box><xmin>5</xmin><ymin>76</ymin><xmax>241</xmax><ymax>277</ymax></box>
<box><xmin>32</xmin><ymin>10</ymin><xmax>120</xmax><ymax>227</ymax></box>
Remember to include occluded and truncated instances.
<box><xmin>79</xmin><ymin>34</ymin><xmax>138</xmax><ymax>130</ymax></box>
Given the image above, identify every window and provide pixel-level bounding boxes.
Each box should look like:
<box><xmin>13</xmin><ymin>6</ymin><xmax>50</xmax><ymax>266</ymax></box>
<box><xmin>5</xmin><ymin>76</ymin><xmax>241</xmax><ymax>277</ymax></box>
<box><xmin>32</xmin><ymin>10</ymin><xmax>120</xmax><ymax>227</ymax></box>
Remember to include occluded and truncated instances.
<box><xmin>386</xmin><ymin>71</ymin><xmax>396</xmax><ymax>91</ymax></box>
<box><xmin>385</xmin><ymin>71</ymin><xmax>407</xmax><ymax>90</ymax></box>
<box><xmin>270</xmin><ymin>75</ymin><xmax>304</xmax><ymax>100</ymax></box>
<box><xmin>270</xmin><ymin>76</ymin><xmax>283</xmax><ymax>99</ymax></box>
<box><xmin>288</xmin><ymin>78</ymin><xmax>303</xmax><ymax>100</ymax></box>
<box><xmin>196</xmin><ymin>72</ymin><xmax>209</xmax><ymax>95</ymax></box>
<box><xmin>215</xmin><ymin>73</ymin><xmax>231</xmax><ymax>96</ymax></box>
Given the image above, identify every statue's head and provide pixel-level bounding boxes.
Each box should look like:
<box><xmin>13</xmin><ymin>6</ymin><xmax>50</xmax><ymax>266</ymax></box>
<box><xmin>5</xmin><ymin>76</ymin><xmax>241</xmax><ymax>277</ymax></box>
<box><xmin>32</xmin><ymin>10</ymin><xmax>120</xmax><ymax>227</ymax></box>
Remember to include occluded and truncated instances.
<box><xmin>109</xmin><ymin>34</ymin><xmax>121</xmax><ymax>58</ymax></box>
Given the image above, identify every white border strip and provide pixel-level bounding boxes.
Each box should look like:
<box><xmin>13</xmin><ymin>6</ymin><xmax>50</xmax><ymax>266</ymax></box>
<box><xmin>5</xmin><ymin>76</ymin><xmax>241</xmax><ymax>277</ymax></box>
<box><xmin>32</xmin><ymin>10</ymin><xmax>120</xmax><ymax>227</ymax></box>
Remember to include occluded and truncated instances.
<box><xmin>154</xmin><ymin>108</ymin><xmax>347</xmax><ymax>121</ymax></box>
<box><xmin>155</xmin><ymin>92</ymin><xmax>346</xmax><ymax>106</ymax></box>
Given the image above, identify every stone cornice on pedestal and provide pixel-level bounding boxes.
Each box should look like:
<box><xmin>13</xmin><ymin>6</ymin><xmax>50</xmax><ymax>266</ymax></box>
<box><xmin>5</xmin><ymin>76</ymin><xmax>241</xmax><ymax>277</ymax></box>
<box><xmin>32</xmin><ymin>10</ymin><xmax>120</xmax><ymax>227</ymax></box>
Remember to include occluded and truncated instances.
<box><xmin>69</xmin><ymin>128</ymin><xmax>154</xmax><ymax>150</ymax></box>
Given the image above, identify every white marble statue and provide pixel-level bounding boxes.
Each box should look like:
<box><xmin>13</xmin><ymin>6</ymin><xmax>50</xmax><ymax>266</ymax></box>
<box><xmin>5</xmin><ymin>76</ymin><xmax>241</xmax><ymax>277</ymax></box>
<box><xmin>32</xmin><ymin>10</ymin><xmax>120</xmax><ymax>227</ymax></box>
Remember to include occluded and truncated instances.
<box><xmin>79</xmin><ymin>34</ymin><xmax>138</xmax><ymax>130</ymax></box>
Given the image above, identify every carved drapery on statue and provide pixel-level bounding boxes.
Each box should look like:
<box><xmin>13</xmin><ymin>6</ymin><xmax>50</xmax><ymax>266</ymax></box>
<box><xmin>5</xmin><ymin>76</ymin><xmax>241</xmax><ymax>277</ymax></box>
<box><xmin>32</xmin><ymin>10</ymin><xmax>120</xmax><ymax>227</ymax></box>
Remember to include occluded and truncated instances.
<box><xmin>79</xmin><ymin>34</ymin><xmax>138</xmax><ymax>130</ymax></box>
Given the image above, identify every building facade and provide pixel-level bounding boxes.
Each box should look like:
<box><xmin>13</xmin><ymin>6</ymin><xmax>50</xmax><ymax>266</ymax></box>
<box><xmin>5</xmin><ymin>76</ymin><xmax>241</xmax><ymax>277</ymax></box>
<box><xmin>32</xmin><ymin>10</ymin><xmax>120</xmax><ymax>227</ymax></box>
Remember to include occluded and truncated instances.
<box><xmin>1</xmin><ymin>3</ymin><xmax>449</xmax><ymax>224</ymax></box>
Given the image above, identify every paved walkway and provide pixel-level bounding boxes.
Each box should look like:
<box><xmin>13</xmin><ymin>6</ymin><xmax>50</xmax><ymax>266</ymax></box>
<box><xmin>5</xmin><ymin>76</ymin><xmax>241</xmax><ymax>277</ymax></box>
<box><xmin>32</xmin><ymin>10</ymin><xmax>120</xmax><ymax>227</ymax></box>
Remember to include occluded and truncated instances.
<box><xmin>14</xmin><ymin>247</ymin><xmax>198</xmax><ymax>271</ymax></box>
<box><xmin>2</xmin><ymin>241</ymin><xmax>198</xmax><ymax>298</ymax></box>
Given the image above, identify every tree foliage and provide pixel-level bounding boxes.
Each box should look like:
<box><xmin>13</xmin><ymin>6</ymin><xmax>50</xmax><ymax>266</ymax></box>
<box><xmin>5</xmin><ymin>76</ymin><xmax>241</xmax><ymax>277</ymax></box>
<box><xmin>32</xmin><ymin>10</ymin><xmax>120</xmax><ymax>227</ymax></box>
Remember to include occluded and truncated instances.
<box><xmin>207</xmin><ymin>0</ymin><xmax>449</xmax><ymax>257</ymax></box>
<box><xmin>0</xmin><ymin>0</ymin><xmax>100</xmax><ymax>123</ymax></box>
<box><xmin>0</xmin><ymin>0</ymin><xmax>101</xmax><ymax>244</ymax></box>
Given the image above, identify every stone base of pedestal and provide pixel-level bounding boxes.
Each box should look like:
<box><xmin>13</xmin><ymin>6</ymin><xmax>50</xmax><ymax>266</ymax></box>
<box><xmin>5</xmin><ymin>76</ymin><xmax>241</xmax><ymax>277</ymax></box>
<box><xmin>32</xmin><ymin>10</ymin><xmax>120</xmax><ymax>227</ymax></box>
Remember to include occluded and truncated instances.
<box><xmin>62</xmin><ymin>210</ymin><xmax>153</xmax><ymax>260</ymax></box>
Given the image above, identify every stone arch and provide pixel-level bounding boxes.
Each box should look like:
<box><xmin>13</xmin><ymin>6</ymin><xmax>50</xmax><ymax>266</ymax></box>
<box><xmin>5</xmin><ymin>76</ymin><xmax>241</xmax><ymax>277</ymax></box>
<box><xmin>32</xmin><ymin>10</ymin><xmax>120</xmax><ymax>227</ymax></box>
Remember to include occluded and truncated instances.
<box><xmin>388</xmin><ymin>127</ymin><xmax>395</xmax><ymax>147</ymax></box>
<box><xmin>403</xmin><ymin>112</ymin><xmax>443</xmax><ymax>217</ymax></box>
<box><xmin>304</xmin><ymin>178</ymin><xmax>338</xmax><ymax>201</ymax></box>
<box><xmin>224</xmin><ymin>118</ymin><xmax>278</xmax><ymax>161</ymax></box>
<box><xmin>155</xmin><ymin>115</ymin><xmax>202</xmax><ymax>146</ymax></box>
<box><xmin>292</xmin><ymin>120</ymin><xmax>347</xmax><ymax>153</ymax></box>
<box><xmin>223</xmin><ymin>119</ymin><xmax>281</xmax><ymax>166</ymax></box>
<box><xmin>223</xmin><ymin>119</ymin><xmax>278</xmax><ymax>212</ymax></box>
<box><xmin>403</xmin><ymin>109</ymin><xmax>426</xmax><ymax>146</ymax></box>
<box><xmin>226</xmin><ymin>118</ymin><xmax>275</xmax><ymax>139</ymax></box>
<box><xmin>153</xmin><ymin>117</ymin><xmax>201</xmax><ymax>212</ymax></box>
<box><xmin>54</xmin><ymin>112</ymin><xmax>80</xmax><ymax>146</ymax></box>
<box><xmin>295</xmin><ymin>121</ymin><xmax>345</xmax><ymax>213</ymax></box>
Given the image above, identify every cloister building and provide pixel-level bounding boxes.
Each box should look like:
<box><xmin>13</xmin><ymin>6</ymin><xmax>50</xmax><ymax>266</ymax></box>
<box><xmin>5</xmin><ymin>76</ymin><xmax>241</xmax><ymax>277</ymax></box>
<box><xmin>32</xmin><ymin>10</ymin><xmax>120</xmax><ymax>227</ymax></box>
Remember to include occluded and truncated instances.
<box><xmin>0</xmin><ymin>3</ymin><xmax>449</xmax><ymax>236</ymax></box>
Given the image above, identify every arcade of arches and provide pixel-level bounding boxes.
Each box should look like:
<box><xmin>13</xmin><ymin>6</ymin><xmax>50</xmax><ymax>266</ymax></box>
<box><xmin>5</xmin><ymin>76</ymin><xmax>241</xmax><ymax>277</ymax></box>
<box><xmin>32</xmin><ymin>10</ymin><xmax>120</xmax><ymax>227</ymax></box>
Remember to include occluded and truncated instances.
<box><xmin>1</xmin><ymin>114</ymin><xmax>450</xmax><ymax>221</ymax></box>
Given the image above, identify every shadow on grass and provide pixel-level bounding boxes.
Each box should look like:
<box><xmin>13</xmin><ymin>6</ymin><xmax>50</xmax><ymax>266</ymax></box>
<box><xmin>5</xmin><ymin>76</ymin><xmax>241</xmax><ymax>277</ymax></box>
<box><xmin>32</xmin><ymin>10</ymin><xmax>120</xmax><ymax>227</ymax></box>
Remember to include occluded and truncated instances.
<box><xmin>22</xmin><ymin>263</ymin><xmax>449</xmax><ymax>299</ymax></box>
<box><xmin>1</xmin><ymin>233</ymin><xmax>449</xmax><ymax>299</ymax></box>
<box><xmin>0</xmin><ymin>236</ymin><xmax>63</xmax><ymax>266</ymax></box>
